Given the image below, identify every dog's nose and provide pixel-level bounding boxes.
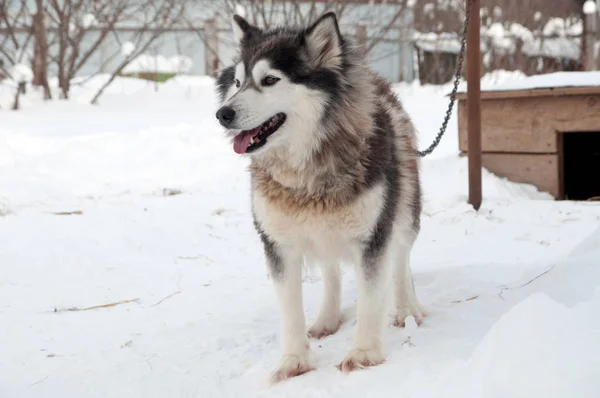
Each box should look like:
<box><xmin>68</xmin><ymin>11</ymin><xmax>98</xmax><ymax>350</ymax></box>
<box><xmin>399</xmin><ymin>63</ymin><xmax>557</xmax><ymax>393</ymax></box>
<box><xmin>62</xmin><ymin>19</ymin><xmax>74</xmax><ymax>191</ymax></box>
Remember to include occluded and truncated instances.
<box><xmin>216</xmin><ymin>106</ymin><xmax>236</xmax><ymax>127</ymax></box>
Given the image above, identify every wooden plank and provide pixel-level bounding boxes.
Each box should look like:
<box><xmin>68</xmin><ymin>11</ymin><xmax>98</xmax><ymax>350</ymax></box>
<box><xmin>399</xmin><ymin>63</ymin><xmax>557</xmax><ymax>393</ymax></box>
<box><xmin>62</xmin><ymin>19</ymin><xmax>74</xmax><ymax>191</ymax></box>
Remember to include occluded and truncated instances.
<box><xmin>456</xmin><ymin>86</ymin><xmax>600</xmax><ymax>100</ymax></box>
<box><xmin>466</xmin><ymin>0</ymin><xmax>482</xmax><ymax>210</ymax></box>
<box><xmin>458</xmin><ymin>94</ymin><xmax>600</xmax><ymax>153</ymax></box>
<box><xmin>204</xmin><ymin>18</ymin><xmax>219</xmax><ymax>78</ymax></box>
<box><xmin>557</xmin><ymin>133</ymin><xmax>565</xmax><ymax>199</ymax></box>
<box><xmin>479</xmin><ymin>153</ymin><xmax>560</xmax><ymax>198</ymax></box>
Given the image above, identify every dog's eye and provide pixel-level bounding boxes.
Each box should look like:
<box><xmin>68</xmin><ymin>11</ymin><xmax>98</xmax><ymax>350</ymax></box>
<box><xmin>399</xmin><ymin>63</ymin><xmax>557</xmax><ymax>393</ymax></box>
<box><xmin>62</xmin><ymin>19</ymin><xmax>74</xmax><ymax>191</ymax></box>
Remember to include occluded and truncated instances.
<box><xmin>234</xmin><ymin>79</ymin><xmax>241</xmax><ymax>88</ymax></box>
<box><xmin>262</xmin><ymin>76</ymin><xmax>280</xmax><ymax>86</ymax></box>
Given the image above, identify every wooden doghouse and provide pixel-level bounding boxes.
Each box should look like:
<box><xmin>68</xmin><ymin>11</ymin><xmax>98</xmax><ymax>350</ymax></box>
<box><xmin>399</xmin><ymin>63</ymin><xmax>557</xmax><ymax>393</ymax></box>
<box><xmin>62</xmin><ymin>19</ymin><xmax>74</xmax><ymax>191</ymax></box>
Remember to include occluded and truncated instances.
<box><xmin>457</xmin><ymin>72</ymin><xmax>600</xmax><ymax>200</ymax></box>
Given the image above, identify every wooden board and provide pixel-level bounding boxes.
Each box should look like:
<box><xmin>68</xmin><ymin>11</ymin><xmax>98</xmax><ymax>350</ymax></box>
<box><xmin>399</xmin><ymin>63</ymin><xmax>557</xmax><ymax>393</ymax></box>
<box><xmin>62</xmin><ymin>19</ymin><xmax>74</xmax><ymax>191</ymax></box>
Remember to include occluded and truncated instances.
<box><xmin>456</xmin><ymin>86</ymin><xmax>600</xmax><ymax>100</ymax></box>
<box><xmin>479</xmin><ymin>153</ymin><xmax>560</xmax><ymax>198</ymax></box>
<box><xmin>458</xmin><ymin>94</ymin><xmax>600</xmax><ymax>153</ymax></box>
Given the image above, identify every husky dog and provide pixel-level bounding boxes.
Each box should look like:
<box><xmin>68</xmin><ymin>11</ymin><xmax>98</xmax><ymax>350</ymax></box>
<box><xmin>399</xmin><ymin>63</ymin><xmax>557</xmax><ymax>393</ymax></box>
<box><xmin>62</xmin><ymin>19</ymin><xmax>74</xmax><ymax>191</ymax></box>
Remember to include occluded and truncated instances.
<box><xmin>215</xmin><ymin>12</ymin><xmax>426</xmax><ymax>382</ymax></box>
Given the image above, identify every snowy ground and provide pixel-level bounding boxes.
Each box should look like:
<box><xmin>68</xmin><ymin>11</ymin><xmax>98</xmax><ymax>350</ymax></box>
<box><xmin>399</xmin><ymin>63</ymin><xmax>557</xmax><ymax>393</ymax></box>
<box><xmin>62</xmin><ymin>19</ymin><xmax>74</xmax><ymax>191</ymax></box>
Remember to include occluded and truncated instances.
<box><xmin>1</xmin><ymin>73</ymin><xmax>600</xmax><ymax>398</ymax></box>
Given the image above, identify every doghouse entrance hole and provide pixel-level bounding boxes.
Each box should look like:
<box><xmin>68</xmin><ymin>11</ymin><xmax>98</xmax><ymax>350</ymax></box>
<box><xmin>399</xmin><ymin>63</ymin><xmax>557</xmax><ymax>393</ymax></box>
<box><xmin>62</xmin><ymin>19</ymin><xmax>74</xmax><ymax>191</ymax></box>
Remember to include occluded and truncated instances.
<box><xmin>563</xmin><ymin>132</ymin><xmax>600</xmax><ymax>200</ymax></box>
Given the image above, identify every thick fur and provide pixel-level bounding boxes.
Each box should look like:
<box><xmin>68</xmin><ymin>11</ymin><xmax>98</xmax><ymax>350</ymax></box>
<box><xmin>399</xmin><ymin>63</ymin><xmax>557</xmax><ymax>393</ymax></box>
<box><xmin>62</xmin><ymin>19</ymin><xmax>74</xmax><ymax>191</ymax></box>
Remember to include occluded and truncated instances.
<box><xmin>216</xmin><ymin>12</ymin><xmax>426</xmax><ymax>382</ymax></box>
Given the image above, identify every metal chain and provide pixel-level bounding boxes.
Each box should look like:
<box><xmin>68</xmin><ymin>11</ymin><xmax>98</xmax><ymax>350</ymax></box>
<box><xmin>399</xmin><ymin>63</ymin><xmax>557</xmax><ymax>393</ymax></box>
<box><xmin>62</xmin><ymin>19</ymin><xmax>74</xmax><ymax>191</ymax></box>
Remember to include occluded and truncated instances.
<box><xmin>416</xmin><ymin>0</ymin><xmax>474</xmax><ymax>157</ymax></box>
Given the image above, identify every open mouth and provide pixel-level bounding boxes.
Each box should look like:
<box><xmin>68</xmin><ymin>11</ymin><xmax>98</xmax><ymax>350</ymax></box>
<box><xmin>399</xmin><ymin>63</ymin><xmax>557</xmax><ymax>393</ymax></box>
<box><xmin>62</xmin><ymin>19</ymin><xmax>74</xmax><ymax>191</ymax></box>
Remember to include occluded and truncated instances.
<box><xmin>232</xmin><ymin>113</ymin><xmax>286</xmax><ymax>154</ymax></box>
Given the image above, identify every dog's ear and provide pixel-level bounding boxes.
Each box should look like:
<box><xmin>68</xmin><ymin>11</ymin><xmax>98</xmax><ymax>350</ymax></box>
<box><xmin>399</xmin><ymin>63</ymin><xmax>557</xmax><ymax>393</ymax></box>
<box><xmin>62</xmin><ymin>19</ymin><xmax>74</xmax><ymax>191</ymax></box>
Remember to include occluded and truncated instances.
<box><xmin>304</xmin><ymin>12</ymin><xmax>343</xmax><ymax>69</ymax></box>
<box><xmin>232</xmin><ymin>14</ymin><xmax>254</xmax><ymax>44</ymax></box>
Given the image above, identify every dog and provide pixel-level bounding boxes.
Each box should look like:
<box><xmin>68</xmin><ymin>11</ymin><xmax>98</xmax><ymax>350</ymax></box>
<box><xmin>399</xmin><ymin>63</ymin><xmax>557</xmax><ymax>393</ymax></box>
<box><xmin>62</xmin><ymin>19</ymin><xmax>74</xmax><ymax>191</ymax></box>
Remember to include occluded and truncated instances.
<box><xmin>215</xmin><ymin>11</ymin><xmax>426</xmax><ymax>383</ymax></box>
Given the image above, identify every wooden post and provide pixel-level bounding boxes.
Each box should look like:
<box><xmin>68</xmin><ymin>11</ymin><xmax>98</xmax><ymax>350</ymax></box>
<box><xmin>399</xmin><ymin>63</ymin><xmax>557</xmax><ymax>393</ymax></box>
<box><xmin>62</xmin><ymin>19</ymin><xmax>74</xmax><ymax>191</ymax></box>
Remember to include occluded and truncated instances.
<box><xmin>204</xmin><ymin>18</ymin><xmax>220</xmax><ymax>77</ymax></box>
<box><xmin>399</xmin><ymin>7</ymin><xmax>415</xmax><ymax>83</ymax></box>
<box><xmin>467</xmin><ymin>0</ymin><xmax>482</xmax><ymax>210</ymax></box>
<box><xmin>584</xmin><ymin>0</ymin><xmax>598</xmax><ymax>71</ymax></box>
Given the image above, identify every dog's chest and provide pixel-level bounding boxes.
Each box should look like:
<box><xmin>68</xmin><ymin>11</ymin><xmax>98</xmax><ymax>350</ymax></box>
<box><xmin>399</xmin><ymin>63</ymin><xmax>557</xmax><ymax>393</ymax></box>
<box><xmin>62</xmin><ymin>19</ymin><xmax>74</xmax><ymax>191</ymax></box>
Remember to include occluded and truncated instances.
<box><xmin>252</xmin><ymin>183</ymin><xmax>385</xmax><ymax>260</ymax></box>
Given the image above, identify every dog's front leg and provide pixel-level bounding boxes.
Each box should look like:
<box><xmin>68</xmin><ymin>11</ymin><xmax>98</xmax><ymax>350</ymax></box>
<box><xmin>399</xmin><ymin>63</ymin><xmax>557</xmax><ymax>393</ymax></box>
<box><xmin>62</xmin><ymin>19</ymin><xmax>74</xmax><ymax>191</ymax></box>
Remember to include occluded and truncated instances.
<box><xmin>266</xmin><ymin>244</ymin><xmax>312</xmax><ymax>383</ymax></box>
<box><xmin>308</xmin><ymin>262</ymin><xmax>342</xmax><ymax>339</ymax></box>
<box><xmin>338</xmin><ymin>243</ymin><xmax>393</xmax><ymax>372</ymax></box>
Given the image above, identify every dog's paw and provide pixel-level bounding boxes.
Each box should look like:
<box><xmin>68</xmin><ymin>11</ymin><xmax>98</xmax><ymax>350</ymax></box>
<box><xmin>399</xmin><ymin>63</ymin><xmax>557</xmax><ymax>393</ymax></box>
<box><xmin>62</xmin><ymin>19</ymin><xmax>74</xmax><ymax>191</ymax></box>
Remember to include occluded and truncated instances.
<box><xmin>393</xmin><ymin>306</ymin><xmax>427</xmax><ymax>328</ymax></box>
<box><xmin>336</xmin><ymin>348</ymin><xmax>385</xmax><ymax>373</ymax></box>
<box><xmin>307</xmin><ymin>316</ymin><xmax>342</xmax><ymax>339</ymax></box>
<box><xmin>270</xmin><ymin>354</ymin><xmax>313</xmax><ymax>383</ymax></box>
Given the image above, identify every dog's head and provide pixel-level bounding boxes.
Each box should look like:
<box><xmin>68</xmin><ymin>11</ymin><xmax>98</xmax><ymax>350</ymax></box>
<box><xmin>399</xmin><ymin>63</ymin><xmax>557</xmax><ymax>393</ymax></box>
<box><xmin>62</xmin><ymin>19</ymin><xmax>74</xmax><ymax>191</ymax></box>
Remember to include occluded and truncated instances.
<box><xmin>215</xmin><ymin>12</ymin><xmax>348</xmax><ymax>157</ymax></box>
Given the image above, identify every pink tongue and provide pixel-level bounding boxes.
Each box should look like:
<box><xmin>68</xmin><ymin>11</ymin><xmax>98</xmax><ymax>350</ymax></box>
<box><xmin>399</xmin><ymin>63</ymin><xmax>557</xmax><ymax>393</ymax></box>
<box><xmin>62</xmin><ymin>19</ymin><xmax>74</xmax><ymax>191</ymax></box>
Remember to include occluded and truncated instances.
<box><xmin>233</xmin><ymin>128</ymin><xmax>260</xmax><ymax>154</ymax></box>
<box><xmin>233</xmin><ymin>132</ymin><xmax>252</xmax><ymax>154</ymax></box>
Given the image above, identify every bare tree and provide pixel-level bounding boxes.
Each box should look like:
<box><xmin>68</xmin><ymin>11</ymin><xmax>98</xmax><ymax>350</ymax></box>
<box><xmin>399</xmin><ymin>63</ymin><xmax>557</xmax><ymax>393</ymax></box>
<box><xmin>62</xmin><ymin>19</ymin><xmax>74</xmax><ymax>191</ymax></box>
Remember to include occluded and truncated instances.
<box><xmin>199</xmin><ymin>0</ymin><xmax>410</xmax><ymax>55</ymax></box>
<box><xmin>32</xmin><ymin>0</ymin><xmax>51</xmax><ymax>99</ymax></box>
<box><xmin>89</xmin><ymin>0</ymin><xmax>190</xmax><ymax>104</ymax></box>
<box><xmin>0</xmin><ymin>0</ymin><xmax>35</xmax><ymax>109</ymax></box>
<box><xmin>0</xmin><ymin>1</ymin><xmax>33</xmax><ymax>73</ymax></box>
<box><xmin>410</xmin><ymin>0</ymin><xmax>583</xmax><ymax>34</ymax></box>
<box><xmin>0</xmin><ymin>0</ymin><xmax>32</xmax><ymax>73</ymax></box>
<box><xmin>214</xmin><ymin>0</ymin><xmax>354</xmax><ymax>28</ymax></box>
<box><xmin>44</xmin><ymin>0</ymin><xmax>139</xmax><ymax>99</ymax></box>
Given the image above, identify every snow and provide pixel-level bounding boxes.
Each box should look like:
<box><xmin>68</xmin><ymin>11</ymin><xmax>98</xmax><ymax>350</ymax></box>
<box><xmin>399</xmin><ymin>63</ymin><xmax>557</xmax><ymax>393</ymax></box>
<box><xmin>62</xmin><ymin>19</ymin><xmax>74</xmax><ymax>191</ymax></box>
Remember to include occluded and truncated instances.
<box><xmin>81</xmin><ymin>13</ymin><xmax>97</xmax><ymax>29</ymax></box>
<box><xmin>459</xmin><ymin>71</ymin><xmax>600</xmax><ymax>93</ymax></box>
<box><xmin>235</xmin><ymin>3</ymin><xmax>247</xmax><ymax>17</ymax></box>
<box><xmin>486</xmin><ymin>23</ymin><xmax>514</xmax><ymax>53</ymax></box>
<box><xmin>414</xmin><ymin>32</ymin><xmax>487</xmax><ymax>54</ymax></box>
<box><xmin>11</xmin><ymin>63</ymin><xmax>34</xmax><ymax>83</ymax></box>
<box><xmin>2</xmin><ymin>73</ymin><xmax>600</xmax><ymax>398</ymax></box>
<box><xmin>510</xmin><ymin>19</ymin><xmax>581</xmax><ymax>59</ymax></box>
<box><xmin>122</xmin><ymin>54</ymin><xmax>194</xmax><ymax>74</ymax></box>
<box><xmin>454</xmin><ymin>69</ymin><xmax>527</xmax><ymax>94</ymax></box>
<box><xmin>121</xmin><ymin>42</ymin><xmax>135</xmax><ymax>57</ymax></box>
<box><xmin>543</xmin><ymin>18</ymin><xmax>567</xmax><ymax>36</ymax></box>
<box><xmin>522</xmin><ymin>37</ymin><xmax>580</xmax><ymax>60</ymax></box>
<box><xmin>567</xmin><ymin>20</ymin><xmax>583</xmax><ymax>36</ymax></box>
<box><xmin>423</xmin><ymin>3</ymin><xmax>434</xmax><ymax>16</ymax></box>
<box><xmin>509</xmin><ymin>23</ymin><xmax>534</xmax><ymax>44</ymax></box>
<box><xmin>434</xmin><ymin>289</ymin><xmax>600</xmax><ymax>397</ymax></box>
<box><xmin>540</xmin><ymin>17</ymin><xmax>583</xmax><ymax>41</ymax></box>
<box><xmin>584</xmin><ymin>0</ymin><xmax>598</xmax><ymax>15</ymax></box>
<box><xmin>480</xmin><ymin>17</ymin><xmax>581</xmax><ymax>60</ymax></box>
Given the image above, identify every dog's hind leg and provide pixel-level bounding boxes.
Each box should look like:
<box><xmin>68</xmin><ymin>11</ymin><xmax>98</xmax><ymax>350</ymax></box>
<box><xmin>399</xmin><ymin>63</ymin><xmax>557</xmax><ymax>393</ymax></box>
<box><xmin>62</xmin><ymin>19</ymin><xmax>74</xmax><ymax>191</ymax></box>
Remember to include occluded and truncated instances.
<box><xmin>307</xmin><ymin>262</ymin><xmax>342</xmax><ymax>339</ymax></box>
<box><xmin>393</xmin><ymin>236</ymin><xmax>427</xmax><ymax>327</ymax></box>
<box><xmin>338</xmin><ymin>245</ymin><xmax>393</xmax><ymax>372</ymax></box>
<box><xmin>266</xmin><ymin>246</ymin><xmax>313</xmax><ymax>383</ymax></box>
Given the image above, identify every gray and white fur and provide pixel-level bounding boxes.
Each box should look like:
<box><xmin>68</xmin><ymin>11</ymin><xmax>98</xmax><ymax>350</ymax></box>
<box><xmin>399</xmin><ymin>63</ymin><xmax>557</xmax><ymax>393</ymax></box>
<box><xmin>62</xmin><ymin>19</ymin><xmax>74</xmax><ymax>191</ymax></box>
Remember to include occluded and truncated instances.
<box><xmin>215</xmin><ymin>12</ymin><xmax>426</xmax><ymax>383</ymax></box>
